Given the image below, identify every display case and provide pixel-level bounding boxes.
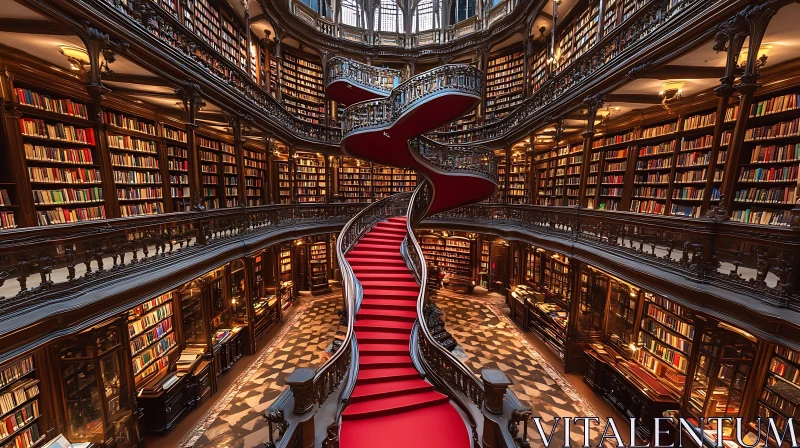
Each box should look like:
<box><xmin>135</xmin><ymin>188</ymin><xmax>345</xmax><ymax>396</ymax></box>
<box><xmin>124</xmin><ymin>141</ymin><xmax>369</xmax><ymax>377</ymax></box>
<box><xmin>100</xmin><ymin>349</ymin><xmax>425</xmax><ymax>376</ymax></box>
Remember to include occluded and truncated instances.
<box><xmin>605</xmin><ymin>279</ymin><xmax>639</xmax><ymax>353</ymax></box>
<box><xmin>751</xmin><ymin>345</ymin><xmax>800</xmax><ymax>443</ymax></box>
<box><xmin>278</xmin><ymin>245</ymin><xmax>295</xmax><ymax>312</ymax></box>
<box><xmin>55</xmin><ymin>320</ymin><xmax>137</xmax><ymax>447</ymax></box>
<box><xmin>685</xmin><ymin>322</ymin><xmax>756</xmax><ymax>423</ymax></box>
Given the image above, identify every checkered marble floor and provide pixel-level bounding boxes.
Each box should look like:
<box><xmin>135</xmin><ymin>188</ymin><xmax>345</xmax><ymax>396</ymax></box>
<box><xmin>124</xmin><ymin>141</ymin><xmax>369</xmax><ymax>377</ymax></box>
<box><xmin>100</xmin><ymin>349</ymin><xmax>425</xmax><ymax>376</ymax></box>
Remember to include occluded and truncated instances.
<box><xmin>180</xmin><ymin>291</ymin><xmax>344</xmax><ymax>448</ymax></box>
<box><xmin>179</xmin><ymin>288</ymin><xmax>608</xmax><ymax>447</ymax></box>
<box><xmin>431</xmin><ymin>289</ymin><xmax>608</xmax><ymax>446</ymax></box>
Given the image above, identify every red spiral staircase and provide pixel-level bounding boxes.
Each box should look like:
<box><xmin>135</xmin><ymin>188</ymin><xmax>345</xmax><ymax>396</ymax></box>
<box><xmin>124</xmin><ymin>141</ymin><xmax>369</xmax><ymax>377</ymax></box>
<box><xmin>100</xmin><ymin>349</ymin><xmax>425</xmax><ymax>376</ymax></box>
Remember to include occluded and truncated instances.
<box><xmin>327</xmin><ymin>60</ymin><xmax>497</xmax><ymax>448</ymax></box>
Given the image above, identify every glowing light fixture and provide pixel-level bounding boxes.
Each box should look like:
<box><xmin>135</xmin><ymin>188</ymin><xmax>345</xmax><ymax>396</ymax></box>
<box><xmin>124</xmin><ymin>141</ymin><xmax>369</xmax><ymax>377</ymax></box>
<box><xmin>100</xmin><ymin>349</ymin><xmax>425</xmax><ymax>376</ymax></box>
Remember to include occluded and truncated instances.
<box><xmin>59</xmin><ymin>45</ymin><xmax>90</xmax><ymax>73</ymax></box>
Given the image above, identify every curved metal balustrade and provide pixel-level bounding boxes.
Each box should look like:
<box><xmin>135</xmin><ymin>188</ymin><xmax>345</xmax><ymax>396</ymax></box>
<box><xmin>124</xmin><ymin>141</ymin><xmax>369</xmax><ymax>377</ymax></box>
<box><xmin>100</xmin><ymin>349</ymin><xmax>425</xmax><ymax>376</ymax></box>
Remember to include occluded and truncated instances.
<box><xmin>263</xmin><ymin>193</ymin><xmax>411</xmax><ymax>448</ymax></box>
<box><xmin>402</xmin><ymin>180</ymin><xmax>532</xmax><ymax>448</ymax></box>
<box><xmin>341</xmin><ymin>64</ymin><xmax>483</xmax><ymax>137</ymax></box>
<box><xmin>409</xmin><ymin>137</ymin><xmax>498</xmax><ymax>183</ymax></box>
<box><xmin>327</xmin><ymin>56</ymin><xmax>405</xmax><ymax>98</ymax></box>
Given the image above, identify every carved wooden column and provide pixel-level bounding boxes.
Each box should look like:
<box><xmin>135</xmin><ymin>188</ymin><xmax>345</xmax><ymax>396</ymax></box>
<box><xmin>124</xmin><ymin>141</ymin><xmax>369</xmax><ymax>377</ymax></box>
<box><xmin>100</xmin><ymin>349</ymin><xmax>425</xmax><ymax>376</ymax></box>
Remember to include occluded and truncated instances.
<box><xmin>244</xmin><ymin>2</ymin><xmax>253</xmax><ymax>79</ymax></box>
<box><xmin>243</xmin><ymin>256</ymin><xmax>257</xmax><ymax>354</ymax></box>
<box><xmin>704</xmin><ymin>13</ymin><xmax>749</xmax><ymax>218</ymax></box>
<box><xmin>288</xmin><ymin>147</ymin><xmax>296</xmax><ymax>204</ymax></box>
<box><xmin>272</xmin><ymin>27</ymin><xmax>286</xmax><ymax>103</ymax></box>
<box><xmin>176</xmin><ymin>84</ymin><xmax>206</xmax><ymax>211</ymax></box>
<box><xmin>719</xmin><ymin>4</ymin><xmax>777</xmax><ymax>217</ymax></box>
<box><xmin>476</xmin><ymin>48</ymin><xmax>488</xmax><ymax>124</ymax></box>
<box><xmin>229</xmin><ymin>114</ymin><xmax>248</xmax><ymax>207</ymax></box>
<box><xmin>320</xmin><ymin>50</ymin><xmax>331</xmax><ymax>127</ymax></box>
<box><xmin>503</xmin><ymin>147</ymin><xmax>512</xmax><ymax>203</ymax></box>
<box><xmin>578</xmin><ymin>94</ymin><xmax>603</xmax><ymax>208</ymax></box>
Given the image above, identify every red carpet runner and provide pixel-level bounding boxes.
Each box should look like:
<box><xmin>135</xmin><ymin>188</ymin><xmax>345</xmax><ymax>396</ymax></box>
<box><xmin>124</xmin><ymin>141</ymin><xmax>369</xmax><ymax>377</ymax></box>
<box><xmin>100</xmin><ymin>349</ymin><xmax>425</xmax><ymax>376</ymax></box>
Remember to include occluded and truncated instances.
<box><xmin>341</xmin><ymin>216</ymin><xmax>470</xmax><ymax>448</ymax></box>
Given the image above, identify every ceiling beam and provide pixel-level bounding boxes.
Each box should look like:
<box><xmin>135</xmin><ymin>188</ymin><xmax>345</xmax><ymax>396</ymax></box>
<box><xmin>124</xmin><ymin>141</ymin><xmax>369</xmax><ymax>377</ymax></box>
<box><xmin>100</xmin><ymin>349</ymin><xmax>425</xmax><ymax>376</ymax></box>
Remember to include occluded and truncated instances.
<box><xmin>606</xmin><ymin>93</ymin><xmax>663</xmax><ymax>104</ymax></box>
<box><xmin>0</xmin><ymin>18</ymin><xmax>73</xmax><ymax>35</ymax></box>
<box><xmin>645</xmin><ymin>65</ymin><xmax>727</xmax><ymax>80</ymax></box>
<box><xmin>103</xmin><ymin>73</ymin><xmax>172</xmax><ymax>87</ymax></box>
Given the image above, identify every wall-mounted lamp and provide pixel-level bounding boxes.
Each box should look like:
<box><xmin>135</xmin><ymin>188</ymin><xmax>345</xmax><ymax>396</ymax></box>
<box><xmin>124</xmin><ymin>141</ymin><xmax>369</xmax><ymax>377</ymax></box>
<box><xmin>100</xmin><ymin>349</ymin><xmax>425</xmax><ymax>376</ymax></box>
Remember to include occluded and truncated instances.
<box><xmin>59</xmin><ymin>45</ymin><xmax>90</xmax><ymax>73</ymax></box>
<box><xmin>659</xmin><ymin>81</ymin><xmax>684</xmax><ymax>109</ymax></box>
<box><xmin>738</xmin><ymin>45</ymin><xmax>771</xmax><ymax>69</ymax></box>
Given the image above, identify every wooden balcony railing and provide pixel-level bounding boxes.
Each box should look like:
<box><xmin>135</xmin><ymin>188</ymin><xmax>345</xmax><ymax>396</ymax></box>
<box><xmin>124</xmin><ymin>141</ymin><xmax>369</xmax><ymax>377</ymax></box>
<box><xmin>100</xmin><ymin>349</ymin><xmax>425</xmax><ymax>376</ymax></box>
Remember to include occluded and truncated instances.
<box><xmin>428</xmin><ymin>204</ymin><xmax>800</xmax><ymax>312</ymax></box>
<box><xmin>0</xmin><ymin>203</ymin><xmax>362</xmax><ymax>331</ymax></box>
<box><xmin>327</xmin><ymin>56</ymin><xmax>404</xmax><ymax>95</ymax></box>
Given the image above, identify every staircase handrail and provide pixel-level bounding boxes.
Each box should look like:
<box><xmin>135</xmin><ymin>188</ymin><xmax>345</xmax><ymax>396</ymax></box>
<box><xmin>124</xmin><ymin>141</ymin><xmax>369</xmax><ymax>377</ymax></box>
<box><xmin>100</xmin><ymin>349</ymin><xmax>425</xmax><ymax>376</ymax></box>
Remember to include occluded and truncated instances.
<box><xmin>341</xmin><ymin>64</ymin><xmax>483</xmax><ymax>137</ymax></box>
<box><xmin>263</xmin><ymin>192</ymin><xmax>412</xmax><ymax>447</ymax></box>
<box><xmin>403</xmin><ymin>180</ymin><xmax>532</xmax><ymax>448</ymax></box>
<box><xmin>328</xmin><ymin>56</ymin><xmax>405</xmax><ymax>96</ymax></box>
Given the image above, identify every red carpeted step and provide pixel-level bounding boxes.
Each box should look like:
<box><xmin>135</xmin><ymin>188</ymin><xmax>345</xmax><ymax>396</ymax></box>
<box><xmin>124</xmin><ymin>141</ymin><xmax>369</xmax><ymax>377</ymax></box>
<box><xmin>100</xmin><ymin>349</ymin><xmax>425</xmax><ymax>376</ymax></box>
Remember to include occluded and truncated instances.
<box><xmin>360</xmin><ymin>280</ymin><xmax>419</xmax><ymax>291</ymax></box>
<box><xmin>363</xmin><ymin>231</ymin><xmax>406</xmax><ymax>240</ymax></box>
<box><xmin>370</xmin><ymin>225</ymin><xmax>407</xmax><ymax>234</ymax></box>
<box><xmin>358</xmin><ymin>343</ymin><xmax>409</xmax><ymax>355</ymax></box>
<box><xmin>358</xmin><ymin>236</ymin><xmax>404</xmax><ymax>245</ymax></box>
<box><xmin>341</xmin><ymin>391</ymin><xmax>449</xmax><ymax>420</ymax></box>
<box><xmin>339</xmin><ymin>402</ymin><xmax>471</xmax><ymax>448</ymax></box>
<box><xmin>355</xmin><ymin>272</ymin><xmax>415</xmax><ymax>281</ymax></box>
<box><xmin>353</xmin><ymin>243</ymin><xmax>402</xmax><ymax>252</ymax></box>
<box><xmin>347</xmin><ymin>257</ymin><xmax>406</xmax><ymax>266</ymax></box>
<box><xmin>361</xmin><ymin>298</ymin><xmax>416</xmax><ymax>311</ymax></box>
<box><xmin>350</xmin><ymin>379</ymin><xmax>433</xmax><ymax>403</ymax></box>
<box><xmin>354</xmin><ymin>319</ymin><xmax>414</xmax><ymax>333</ymax></box>
<box><xmin>357</xmin><ymin>308</ymin><xmax>417</xmax><ymax>322</ymax></box>
<box><xmin>355</xmin><ymin>367</ymin><xmax>419</xmax><ymax>385</ymax></box>
<box><xmin>347</xmin><ymin>250</ymin><xmax>403</xmax><ymax>259</ymax></box>
<box><xmin>362</xmin><ymin>289</ymin><xmax>418</xmax><ymax>298</ymax></box>
<box><xmin>351</xmin><ymin>266</ymin><xmax>410</xmax><ymax>274</ymax></box>
<box><xmin>376</xmin><ymin>220</ymin><xmax>407</xmax><ymax>228</ymax></box>
<box><xmin>355</xmin><ymin>331</ymin><xmax>410</xmax><ymax>344</ymax></box>
<box><xmin>359</xmin><ymin>354</ymin><xmax>414</xmax><ymax>369</ymax></box>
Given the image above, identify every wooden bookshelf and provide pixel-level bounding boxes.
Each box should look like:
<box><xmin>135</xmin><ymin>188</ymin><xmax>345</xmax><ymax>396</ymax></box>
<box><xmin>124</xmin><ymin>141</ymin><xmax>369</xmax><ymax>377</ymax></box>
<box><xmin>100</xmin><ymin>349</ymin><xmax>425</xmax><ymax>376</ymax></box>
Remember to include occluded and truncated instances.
<box><xmin>295</xmin><ymin>152</ymin><xmax>326</xmax><ymax>203</ymax></box>
<box><xmin>281</xmin><ymin>52</ymin><xmax>325</xmax><ymax>125</ymax></box>
<box><xmin>392</xmin><ymin>167</ymin><xmax>417</xmax><ymax>193</ymax></box>
<box><xmin>564</xmin><ymin>145</ymin><xmax>583</xmax><ymax>206</ymax></box>
<box><xmin>103</xmin><ymin>109</ymin><xmax>165</xmax><ymax>217</ymax></box>
<box><xmin>485</xmin><ymin>50</ymin><xmax>524</xmax><ymax>123</ymax></box>
<box><xmin>14</xmin><ymin>85</ymin><xmax>105</xmax><ymax>226</ymax></box>
<box><xmin>529</xmin><ymin>46</ymin><xmax>548</xmax><ymax>94</ymax></box>
<box><xmin>593</xmin><ymin>133</ymin><xmax>633</xmax><ymax>211</ymax></box>
<box><xmin>278</xmin><ymin>245</ymin><xmax>294</xmax><ymax>312</ymax></box>
<box><xmin>220</xmin><ymin>141</ymin><xmax>238</xmax><ymax>208</ymax></box>
<box><xmin>339</xmin><ymin>159</ymin><xmax>372</xmax><ymax>203</ymax></box>
<box><xmin>507</xmin><ymin>152</ymin><xmax>528</xmax><ymax>204</ymax></box>
<box><xmin>629</xmin><ymin>119</ymin><xmax>678</xmax><ymax>215</ymax></box>
<box><xmin>193</xmin><ymin>0</ymin><xmax>221</xmax><ymax>53</ymax></box>
<box><xmin>605</xmin><ymin>279</ymin><xmax>637</xmax><ymax>353</ymax></box>
<box><xmin>419</xmin><ymin>234</ymin><xmax>473</xmax><ymax>279</ymax></box>
<box><xmin>243</xmin><ymin>147</ymin><xmax>267</xmax><ymax>207</ymax></box>
<box><xmin>731</xmin><ymin>89</ymin><xmax>800</xmax><ymax>226</ymax></box>
<box><xmin>636</xmin><ymin>292</ymin><xmax>694</xmax><ymax>395</ymax></box>
<box><xmin>372</xmin><ymin>165</ymin><xmax>392</xmax><ymax>200</ymax></box>
<box><xmin>163</xmin><ymin>124</ymin><xmax>190</xmax><ymax>212</ymax></box>
<box><xmin>277</xmin><ymin>159</ymin><xmax>291</xmax><ymax>204</ymax></box>
<box><xmin>197</xmin><ymin>135</ymin><xmax>224</xmax><ymax>210</ymax></box>
<box><xmin>534</xmin><ymin>149</ymin><xmax>557</xmax><ymax>206</ymax></box>
<box><xmin>556</xmin><ymin>1</ymin><xmax>599</xmax><ymax>72</ymax></box>
<box><xmin>0</xmin><ymin>356</ymin><xmax>43</xmax><ymax>448</ymax></box>
<box><xmin>127</xmin><ymin>292</ymin><xmax>176</xmax><ymax>388</ymax></box>
<box><xmin>754</xmin><ymin>346</ymin><xmax>800</xmax><ymax>439</ymax></box>
<box><xmin>219</xmin><ymin>10</ymin><xmax>247</xmax><ymax>72</ymax></box>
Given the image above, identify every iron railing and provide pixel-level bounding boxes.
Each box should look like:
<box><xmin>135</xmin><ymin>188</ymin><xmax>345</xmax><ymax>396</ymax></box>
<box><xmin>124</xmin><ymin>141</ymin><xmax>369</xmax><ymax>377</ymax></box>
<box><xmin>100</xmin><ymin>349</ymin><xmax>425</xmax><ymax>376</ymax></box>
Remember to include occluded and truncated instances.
<box><xmin>263</xmin><ymin>193</ymin><xmax>411</xmax><ymax>447</ymax></box>
<box><xmin>327</xmin><ymin>56</ymin><xmax>403</xmax><ymax>97</ymax></box>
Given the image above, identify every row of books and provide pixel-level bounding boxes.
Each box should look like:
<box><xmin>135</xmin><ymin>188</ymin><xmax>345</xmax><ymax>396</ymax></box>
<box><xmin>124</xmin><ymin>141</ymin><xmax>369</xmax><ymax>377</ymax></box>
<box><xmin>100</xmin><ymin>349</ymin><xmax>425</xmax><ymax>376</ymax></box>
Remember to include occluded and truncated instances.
<box><xmin>639</xmin><ymin>142</ymin><xmax>675</xmax><ymax>157</ymax></box>
<box><xmin>113</xmin><ymin>171</ymin><xmax>162</xmax><ymax>184</ymax></box>
<box><xmin>0</xmin><ymin>380</ymin><xmax>37</xmax><ymax>420</ymax></box>
<box><xmin>19</xmin><ymin>119</ymin><xmax>95</xmax><ymax>145</ymax></box>
<box><xmin>639</xmin><ymin>332</ymin><xmax>689</xmax><ymax>372</ymax></box>
<box><xmin>23</xmin><ymin>144</ymin><xmax>94</xmax><ymax>165</ymax></box>
<box><xmin>0</xmin><ymin>422</ymin><xmax>41</xmax><ymax>448</ymax></box>
<box><xmin>0</xmin><ymin>211</ymin><xmax>17</xmax><ymax>230</ymax></box>
<box><xmin>630</xmin><ymin>200</ymin><xmax>665</xmax><ymax>215</ymax></box>
<box><xmin>734</xmin><ymin>187</ymin><xmax>795</xmax><ymax>204</ymax></box>
<box><xmin>745</xmin><ymin>118</ymin><xmax>800</xmax><ymax>141</ymax></box>
<box><xmin>683</xmin><ymin>112</ymin><xmax>715</xmax><ymax>130</ymax></box>
<box><xmin>32</xmin><ymin>187</ymin><xmax>103</xmax><ymax>205</ymax></box>
<box><xmin>104</xmin><ymin>111</ymin><xmax>157</xmax><ymax>135</ymax></box>
<box><xmin>749</xmin><ymin>92</ymin><xmax>799</xmax><ymax>117</ymax></box>
<box><xmin>36</xmin><ymin>206</ymin><xmax>106</xmax><ymax>225</ymax></box>
<box><xmin>673</xmin><ymin>187</ymin><xmax>704</xmax><ymax>200</ymax></box>
<box><xmin>110</xmin><ymin>154</ymin><xmax>159</xmax><ymax>169</ymax></box>
<box><xmin>748</xmin><ymin>143</ymin><xmax>800</xmax><ymax>163</ymax></box>
<box><xmin>632</xmin><ymin>187</ymin><xmax>666</xmax><ymax>199</ymax></box>
<box><xmin>107</xmin><ymin>135</ymin><xmax>156</xmax><ymax>153</ymax></box>
<box><xmin>15</xmin><ymin>88</ymin><xmax>88</xmax><ymax>119</ymax></box>
<box><xmin>738</xmin><ymin>166</ymin><xmax>798</xmax><ymax>183</ymax></box>
<box><xmin>28</xmin><ymin>166</ymin><xmax>101</xmax><ymax>184</ymax></box>
<box><xmin>636</xmin><ymin>173</ymin><xmax>670</xmax><ymax>184</ymax></box>
<box><xmin>0</xmin><ymin>358</ymin><xmax>34</xmax><ymax>389</ymax></box>
<box><xmin>642</xmin><ymin>317</ymin><xmax>692</xmax><ymax>353</ymax></box>
<box><xmin>132</xmin><ymin>332</ymin><xmax>176</xmax><ymax>376</ymax></box>
<box><xmin>0</xmin><ymin>401</ymin><xmax>38</xmax><ymax>438</ymax></box>
<box><xmin>732</xmin><ymin>209</ymin><xmax>793</xmax><ymax>226</ymax></box>
<box><xmin>120</xmin><ymin>203</ymin><xmax>163</xmax><ymax>216</ymax></box>
<box><xmin>128</xmin><ymin>302</ymin><xmax>172</xmax><ymax>338</ymax></box>
<box><xmin>116</xmin><ymin>187</ymin><xmax>162</xmax><ymax>201</ymax></box>
<box><xmin>675</xmin><ymin>169</ymin><xmax>707</xmax><ymax>183</ymax></box>
<box><xmin>636</xmin><ymin>158</ymin><xmax>671</xmax><ymax>170</ymax></box>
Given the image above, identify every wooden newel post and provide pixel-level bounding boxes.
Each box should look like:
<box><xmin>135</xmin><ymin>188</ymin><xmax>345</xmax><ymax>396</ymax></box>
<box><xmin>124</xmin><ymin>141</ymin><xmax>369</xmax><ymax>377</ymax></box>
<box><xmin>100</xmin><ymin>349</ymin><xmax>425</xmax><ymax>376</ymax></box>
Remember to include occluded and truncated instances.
<box><xmin>482</xmin><ymin>369</ymin><xmax>511</xmax><ymax>415</ymax></box>
<box><xmin>286</xmin><ymin>367</ymin><xmax>316</xmax><ymax>448</ymax></box>
<box><xmin>287</xmin><ymin>368</ymin><xmax>315</xmax><ymax>414</ymax></box>
<box><xmin>482</xmin><ymin>369</ymin><xmax>512</xmax><ymax>448</ymax></box>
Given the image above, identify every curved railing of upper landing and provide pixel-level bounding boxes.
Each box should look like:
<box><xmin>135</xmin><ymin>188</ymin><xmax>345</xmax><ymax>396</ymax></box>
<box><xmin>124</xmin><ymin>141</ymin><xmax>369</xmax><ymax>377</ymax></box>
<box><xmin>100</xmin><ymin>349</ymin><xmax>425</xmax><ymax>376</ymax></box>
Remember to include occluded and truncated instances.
<box><xmin>336</xmin><ymin>63</ymin><xmax>497</xmax><ymax>215</ymax></box>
